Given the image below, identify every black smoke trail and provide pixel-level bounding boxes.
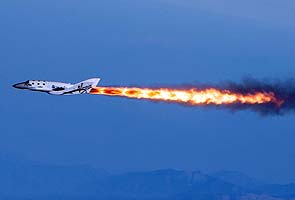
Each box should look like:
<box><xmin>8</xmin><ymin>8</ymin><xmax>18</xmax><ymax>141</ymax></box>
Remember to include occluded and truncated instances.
<box><xmin>222</xmin><ymin>78</ymin><xmax>295</xmax><ymax>115</ymax></box>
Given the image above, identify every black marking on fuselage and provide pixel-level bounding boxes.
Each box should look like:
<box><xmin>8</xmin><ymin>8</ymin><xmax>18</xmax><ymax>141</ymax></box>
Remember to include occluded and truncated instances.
<box><xmin>62</xmin><ymin>85</ymin><xmax>92</xmax><ymax>95</ymax></box>
<box><xmin>52</xmin><ymin>87</ymin><xmax>65</xmax><ymax>91</ymax></box>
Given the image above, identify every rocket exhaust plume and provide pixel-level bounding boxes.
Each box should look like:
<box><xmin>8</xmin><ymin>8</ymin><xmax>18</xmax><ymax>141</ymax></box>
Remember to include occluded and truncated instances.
<box><xmin>90</xmin><ymin>78</ymin><xmax>295</xmax><ymax>115</ymax></box>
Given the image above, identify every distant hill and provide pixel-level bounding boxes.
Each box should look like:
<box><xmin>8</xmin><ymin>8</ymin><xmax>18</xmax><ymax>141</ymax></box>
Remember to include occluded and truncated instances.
<box><xmin>0</xmin><ymin>156</ymin><xmax>294</xmax><ymax>200</ymax></box>
<box><xmin>210</xmin><ymin>170</ymin><xmax>265</xmax><ymax>189</ymax></box>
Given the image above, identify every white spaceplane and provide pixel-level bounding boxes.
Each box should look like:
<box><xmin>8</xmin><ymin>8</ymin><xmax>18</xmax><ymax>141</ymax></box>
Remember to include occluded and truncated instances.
<box><xmin>13</xmin><ymin>78</ymin><xmax>100</xmax><ymax>95</ymax></box>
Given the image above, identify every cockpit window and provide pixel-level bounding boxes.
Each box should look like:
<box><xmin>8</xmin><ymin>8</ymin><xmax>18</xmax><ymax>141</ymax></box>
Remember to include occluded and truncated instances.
<box><xmin>24</xmin><ymin>80</ymin><xmax>32</xmax><ymax>86</ymax></box>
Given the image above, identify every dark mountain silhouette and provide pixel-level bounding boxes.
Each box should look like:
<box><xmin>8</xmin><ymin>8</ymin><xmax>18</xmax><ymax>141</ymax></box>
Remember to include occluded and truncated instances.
<box><xmin>0</xmin><ymin>156</ymin><xmax>294</xmax><ymax>200</ymax></box>
<box><xmin>257</xmin><ymin>183</ymin><xmax>295</xmax><ymax>198</ymax></box>
<box><xmin>83</xmin><ymin>169</ymin><xmax>242</xmax><ymax>199</ymax></box>
<box><xmin>210</xmin><ymin>170</ymin><xmax>265</xmax><ymax>189</ymax></box>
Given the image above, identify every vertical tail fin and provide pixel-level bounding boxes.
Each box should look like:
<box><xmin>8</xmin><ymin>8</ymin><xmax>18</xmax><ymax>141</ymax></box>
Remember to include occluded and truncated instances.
<box><xmin>79</xmin><ymin>78</ymin><xmax>101</xmax><ymax>93</ymax></box>
<box><xmin>84</xmin><ymin>78</ymin><xmax>101</xmax><ymax>88</ymax></box>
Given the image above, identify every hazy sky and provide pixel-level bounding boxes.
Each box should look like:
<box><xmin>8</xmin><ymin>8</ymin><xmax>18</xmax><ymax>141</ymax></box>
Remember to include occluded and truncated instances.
<box><xmin>1</xmin><ymin>0</ymin><xmax>295</xmax><ymax>183</ymax></box>
<box><xmin>160</xmin><ymin>0</ymin><xmax>295</xmax><ymax>27</ymax></box>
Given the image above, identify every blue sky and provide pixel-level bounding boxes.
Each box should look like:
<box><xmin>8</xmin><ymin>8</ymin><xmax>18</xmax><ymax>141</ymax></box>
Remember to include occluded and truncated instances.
<box><xmin>1</xmin><ymin>0</ymin><xmax>295</xmax><ymax>183</ymax></box>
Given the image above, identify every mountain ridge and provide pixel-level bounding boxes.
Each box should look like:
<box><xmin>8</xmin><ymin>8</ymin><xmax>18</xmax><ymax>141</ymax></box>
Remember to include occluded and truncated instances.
<box><xmin>0</xmin><ymin>156</ymin><xmax>294</xmax><ymax>200</ymax></box>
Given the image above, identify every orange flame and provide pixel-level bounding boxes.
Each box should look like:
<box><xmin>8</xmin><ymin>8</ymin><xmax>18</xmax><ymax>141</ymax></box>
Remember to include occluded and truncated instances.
<box><xmin>90</xmin><ymin>87</ymin><xmax>283</xmax><ymax>106</ymax></box>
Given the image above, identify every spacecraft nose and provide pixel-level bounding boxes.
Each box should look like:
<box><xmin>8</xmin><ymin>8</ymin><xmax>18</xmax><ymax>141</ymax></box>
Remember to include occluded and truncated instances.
<box><xmin>13</xmin><ymin>82</ymin><xmax>26</xmax><ymax>89</ymax></box>
<box><xmin>13</xmin><ymin>83</ymin><xmax>19</xmax><ymax>88</ymax></box>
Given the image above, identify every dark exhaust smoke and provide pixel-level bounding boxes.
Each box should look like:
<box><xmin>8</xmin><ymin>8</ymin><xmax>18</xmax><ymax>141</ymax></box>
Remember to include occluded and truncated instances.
<box><xmin>222</xmin><ymin>78</ymin><xmax>295</xmax><ymax>115</ymax></box>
